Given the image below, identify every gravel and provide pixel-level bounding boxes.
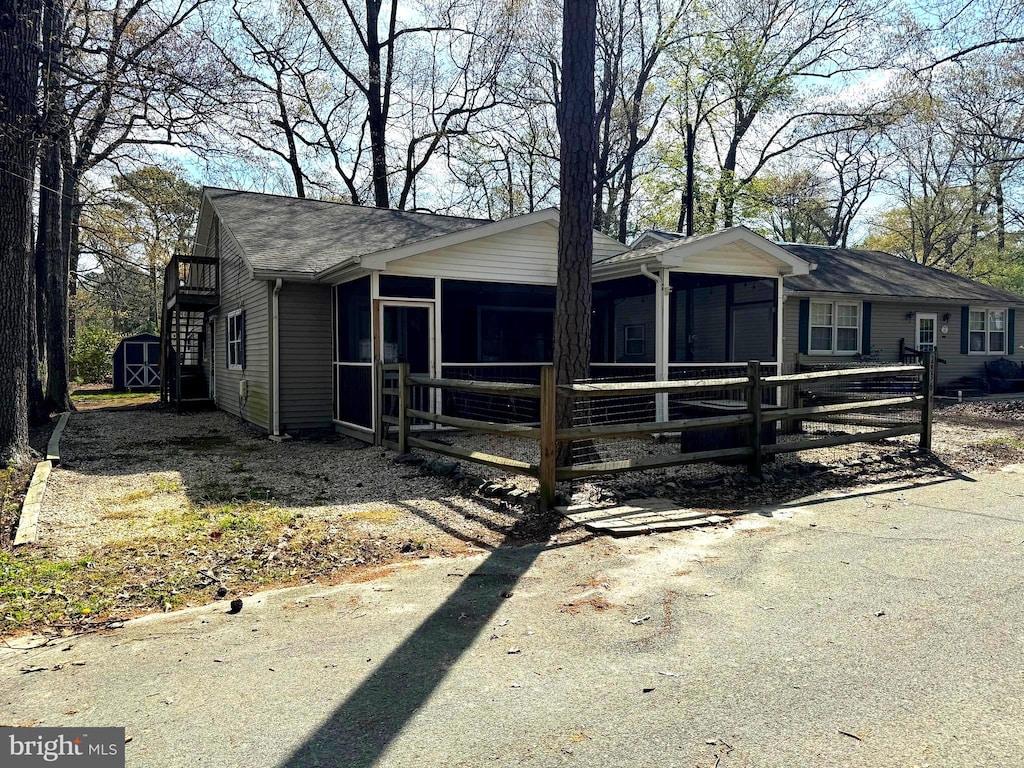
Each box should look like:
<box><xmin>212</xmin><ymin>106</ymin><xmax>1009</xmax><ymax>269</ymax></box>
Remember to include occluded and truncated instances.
<box><xmin>39</xmin><ymin>404</ymin><xmax>570</xmax><ymax>561</ymax></box>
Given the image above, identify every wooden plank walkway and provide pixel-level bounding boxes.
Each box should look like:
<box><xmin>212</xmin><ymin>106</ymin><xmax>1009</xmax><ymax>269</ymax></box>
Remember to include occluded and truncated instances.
<box><xmin>554</xmin><ymin>497</ymin><xmax>728</xmax><ymax>536</ymax></box>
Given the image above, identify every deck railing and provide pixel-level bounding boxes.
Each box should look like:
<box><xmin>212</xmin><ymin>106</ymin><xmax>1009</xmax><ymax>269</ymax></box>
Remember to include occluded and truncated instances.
<box><xmin>377</xmin><ymin>354</ymin><xmax>936</xmax><ymax>510</ymax></box>
<box><xmin>163</xmin><ymin>254</ymin><xmax>218</xmax><ymax>306</ymax></box>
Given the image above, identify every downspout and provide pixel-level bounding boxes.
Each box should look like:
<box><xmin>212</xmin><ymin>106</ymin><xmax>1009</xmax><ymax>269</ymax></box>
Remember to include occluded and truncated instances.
<box><xmin>272</xmin><ymin>279</ymin><xmax>282</xmax><ymax>438</ymax></box>
<box><xmin>641</xmin><ymin>264</ymin><xmax>672</xmax><ymax>422</ymax></box>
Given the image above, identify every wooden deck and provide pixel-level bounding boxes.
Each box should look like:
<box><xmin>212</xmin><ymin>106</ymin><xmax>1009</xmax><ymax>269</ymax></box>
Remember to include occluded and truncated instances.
<box><xmin>555</xmin><ymin>497</ymin><xmax>728</xmax><ymax>535</ymax></box>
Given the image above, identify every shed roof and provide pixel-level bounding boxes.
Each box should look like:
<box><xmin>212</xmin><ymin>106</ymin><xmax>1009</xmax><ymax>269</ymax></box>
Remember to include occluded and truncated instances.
<box><xmin>203</xmin><ymin>188</ymin><xmax>489</xmax><ymax>278</ymax></box>
<box><xmin>780</xmin><ymin>243</ymin><xmax>1024</xmax><ymax>304</ymax></box>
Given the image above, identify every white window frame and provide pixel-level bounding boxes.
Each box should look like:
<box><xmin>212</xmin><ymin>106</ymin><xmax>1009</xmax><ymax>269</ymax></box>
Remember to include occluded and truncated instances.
<box><xmin>227</xmin><ymin>309</ymin><xmax>244</xmax><ymax>370</ymax></box>
<box><xmin>808</xmin><ymin>300</ymin><xmax>860</xmax><ymax>356</ymax></box>
<box><xmin>968</xmin><ymin>307</ymin><xmax>1008</xmax><ymax>355</ymax></box>
<box><xmin>624</xmin><ymin>324</ymin><xmax>645</xmax><ymax>356</ymax></box>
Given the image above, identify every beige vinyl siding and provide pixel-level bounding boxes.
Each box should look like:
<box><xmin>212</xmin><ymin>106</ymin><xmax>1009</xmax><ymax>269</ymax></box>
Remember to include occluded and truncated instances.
<box><xmin>278</xmin><ymin>283</ymin><xmax>333</xmax><ymax>431</ymax></box>
<box><xmin>211</xmin><ymin>223</ymin><xmax>271</xmax><ymax>430</ymax></box>
<box><xmin>593</xmin><ymin>234</ymin><xmax>628</xmax><ymax>262</ymax></box>
<box><xmin>678</xmin><ymin>243</ymin><xmax>785</xmax><ymax>276</ymax></box>
<box><xmin>782</xmin><ymin>296</ymin><xmax>1024</xmax><ymax>386</ymax></box>
<box><xmin>384</xmin><ymin>222</ymin><xmax>561</xmax><ymax>285</ymax></box>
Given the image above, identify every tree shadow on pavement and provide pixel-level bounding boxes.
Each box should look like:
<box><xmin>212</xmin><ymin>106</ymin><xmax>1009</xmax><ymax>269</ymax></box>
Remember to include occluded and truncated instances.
<box><xmin>277</xmin><ymin>512</ymin><xmax>566</xmax><ymax>768</ymax></box>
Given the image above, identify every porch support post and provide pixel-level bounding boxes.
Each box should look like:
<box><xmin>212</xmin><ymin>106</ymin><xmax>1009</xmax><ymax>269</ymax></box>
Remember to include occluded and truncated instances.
<box><xmin>655</xmin><ymin>269</ymin><xmax>670</xmax><ymax>422</ymax></box>
<box><xmin>775</xmin><ymin>276</ymin><xmax>785</xmax><ymax>373</ymax></box>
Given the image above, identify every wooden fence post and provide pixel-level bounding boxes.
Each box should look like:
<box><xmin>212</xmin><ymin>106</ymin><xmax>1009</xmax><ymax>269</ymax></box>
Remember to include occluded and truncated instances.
<box><xmin>747</xmin><ymin>360</ymin><xmax>763</xmax><ymax>478</ymax></box>
<box><xmin>397</xmin><ymin>363</ymin><xmax>410</xmax><ymax>454</ymax></box>
<box><xmin>539</xmin><ymin>366</ymin><xmax>557</xmax><ymax>511</ymax></box>
<box><xmin>920</xmin><ymin>350</ymin><xmax>934</xmax><ymax>451</ymax></box>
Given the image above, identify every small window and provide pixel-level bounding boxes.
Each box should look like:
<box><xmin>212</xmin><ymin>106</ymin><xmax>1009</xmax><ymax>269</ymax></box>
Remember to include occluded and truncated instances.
<box><xmin>227</xmin><ymin>309</ymin><xmax>245</xmax><ymax>369</ymax></box>
<box><xmin>624</xmin><ymin>324</ymin><xmax>645</xmax><ymax>356</ymax></box>
<box><xmin>971</xmin><ymin>308</ymin><xmax>1007</xmax><ymax>354</ymax></box>
<box><xmin>810</xmin><ymin>300</ymin><xmax>859</xmax><ymax>355</ymax></box>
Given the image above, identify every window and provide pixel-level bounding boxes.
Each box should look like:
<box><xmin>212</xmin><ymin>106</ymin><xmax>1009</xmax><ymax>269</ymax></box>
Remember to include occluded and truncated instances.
<box><xmin>227</xmin><ymin>309</ymin><xmax>245</xmax><ymax>369</ymax></box>
<box><xmin>624</xmin><ymin>324</ymin><xmax>645</xmax><ymax>356</ymax></box>
<box><xmin>969</xmin><ymin>308</ymin><xmax>1007</xmax><ymax>354</ymax></box>
<box><xmin>810</xmin><ymin>301</ymin><xmax>859</xmax><ymax>354</ymax></box>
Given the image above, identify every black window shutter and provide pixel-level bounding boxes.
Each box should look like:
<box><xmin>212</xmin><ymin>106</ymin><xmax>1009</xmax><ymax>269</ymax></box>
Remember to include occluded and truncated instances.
<box><xmin>225</xmin><ymin>317</ymin><xmax>230</xmax><ymax>367</ymax></box>
<box><xmin>960</xmin><ymin>306</ymin><xmax>970</xmax><ymax>355</ymax></box>
<box><xmin>861</xmin><ymin>301</ymin><xmax>872</xmax><ymax>355</ymax></box>
<box><xmin>798</xmin><ymin>299</ymin><xmax>809</xmax><ymax>354</ymax></box>
<box><xmin>1009</xmin><ymin>308</ymin><xmax>1016</xmax><ymax>355</ymax></box>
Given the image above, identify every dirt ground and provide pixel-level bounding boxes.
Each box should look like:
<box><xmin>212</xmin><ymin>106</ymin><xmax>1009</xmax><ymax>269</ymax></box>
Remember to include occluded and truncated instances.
<box><xmin>2</xmin><ymin>392</ymin><xmax>1021</xmax><ymax>640</ymax></box>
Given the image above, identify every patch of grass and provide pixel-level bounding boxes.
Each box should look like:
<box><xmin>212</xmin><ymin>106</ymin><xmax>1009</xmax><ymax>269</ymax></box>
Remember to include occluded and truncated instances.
<box><xmin>346</xmin><ymin>508</ymin><xmax>402</xmax><ymax>524</ymax></box>
<box><xmin>982</xmin><ymin>435</ymin><xmax>1024</xmax><ymax>450</ymax></box>
<box><xmin>72</xmin><ymin>391</ymin><xmax>155</xmax><ymax>401</ymax></box>
<box><xmin>153</xmin><ymin>476</ymin><xmax>182</xmax><ymax>492</ymax></box>
<box><xmin>229</xmin><ymin>460</ymin><xmax>245</xmax><ymax>473</ymax></box>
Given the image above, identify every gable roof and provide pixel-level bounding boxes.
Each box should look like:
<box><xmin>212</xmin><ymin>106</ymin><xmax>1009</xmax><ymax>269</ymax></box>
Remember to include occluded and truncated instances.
<box><xmin>780</xmin><ymin>243</ymin><xmax>1024</xmax><ymax>304</ymax></box>
<box><xmin>202</xmin><ymin>188</ymin><xmax>488</xmax><ymax>279</ymax></box>
<box><xmin>595</xmin><ymin>226</ymin><xmax>811</xmax><ymax>277</ymax></box>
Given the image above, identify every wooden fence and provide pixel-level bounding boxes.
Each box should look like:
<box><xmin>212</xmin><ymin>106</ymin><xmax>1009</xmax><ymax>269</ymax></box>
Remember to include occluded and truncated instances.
<box><xmin>377</xmin><ymin>353</ymin><xmax>935</xmax><ymax>510</ymax></box>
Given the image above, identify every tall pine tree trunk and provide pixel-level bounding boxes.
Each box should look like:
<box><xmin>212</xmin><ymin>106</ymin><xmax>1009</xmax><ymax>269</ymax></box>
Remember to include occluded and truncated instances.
<box><xmin>0</xmin><ymin>0</ymin><xmax>43</xmax><ymax>462</ymax></box>
<box><xmin>39</xmin><ymin>0</ymin><xmax>71</xmax><ymax>410</ymax></box>
<box><xmin>554</xmin><ymin>0</ymin><xmax>597</xmax><ymax>465</ymax></box>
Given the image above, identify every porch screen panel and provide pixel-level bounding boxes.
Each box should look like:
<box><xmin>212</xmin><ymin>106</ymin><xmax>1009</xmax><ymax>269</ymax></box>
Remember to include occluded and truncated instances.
<box><xmin>441</xmin><ymin>280</ymin><xmax>555</xmax><ymax>363</ymax></box>
<box><xmin>334</xmin><ymin>276</ymin><xmax>372</xmax><ymax>428</ymax></box>
<box><xmin>335</xmin><ymin>276</ymin><xmax>371</xmax><ymax>362</ymax></box>
<box><xmin>591</xmin><ymin>276</ymin><xmax>656</xmax><ymax>364</ymax></box>
<box><xmin>337</xmin><ymin>366</ymin><xmax>372</xmax><ymax>427</ymax></box>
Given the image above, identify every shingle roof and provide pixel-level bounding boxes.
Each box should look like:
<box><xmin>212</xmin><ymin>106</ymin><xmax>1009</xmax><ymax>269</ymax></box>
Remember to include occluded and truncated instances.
<box><xmin>205</xmin><ymin>188</ymin><xmax>489</xmax><ymax>277</ymax></box>
<box><xmin>780</xmin><ymin>243</ymin><xmax>1024</xmax><ymax>304</ymax></box>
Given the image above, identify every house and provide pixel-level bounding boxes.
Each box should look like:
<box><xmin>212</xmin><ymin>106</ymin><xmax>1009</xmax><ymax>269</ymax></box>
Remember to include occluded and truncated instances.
<box><xmin>165</xmin><ymin>189</ymin><xmax>815</xmax><ymax>438</ymax></box>
<box><xmin>168</xmin><ymin>188</ymin><xmax>1018</xmax><ymax>439</ymax></box>
<box><xmin>629</xmin><ymin>230</ymin><xmax>1024</xmax><ymax>390</ymax></box>
<box><xmin>778</xmin><ymin>244</ymin><xmax>1022</xmax><ymax>390</ymax></box>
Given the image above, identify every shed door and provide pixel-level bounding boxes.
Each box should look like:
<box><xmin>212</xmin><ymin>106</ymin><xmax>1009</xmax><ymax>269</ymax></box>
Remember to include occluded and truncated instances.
<box><xmin>124</xmin><ymin>341</ymin><xmax>160</xmax><ymax>388</ymax></box>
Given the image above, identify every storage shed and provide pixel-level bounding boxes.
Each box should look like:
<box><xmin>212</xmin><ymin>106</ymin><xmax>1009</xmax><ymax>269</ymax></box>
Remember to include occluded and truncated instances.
<box><xmin>112</xmin><ymin>333</ymin><xmax>161</xmax><ymax>391</ymax></box>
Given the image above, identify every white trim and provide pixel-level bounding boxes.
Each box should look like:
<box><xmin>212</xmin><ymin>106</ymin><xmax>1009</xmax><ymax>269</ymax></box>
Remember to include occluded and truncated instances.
<box><xmin>594</xmin><ymin>226</ymin><xmax>813</xmax><ymax>282</ymax></box>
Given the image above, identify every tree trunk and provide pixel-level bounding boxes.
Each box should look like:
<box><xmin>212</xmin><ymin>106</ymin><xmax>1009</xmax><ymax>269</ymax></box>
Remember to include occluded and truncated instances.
<box><xmin>0</xmin><ymin>0</ymin><xmax>43</xmax><ymax>462</ymax></box>
<box><xmin>365</xmin><ymin>0</ymin><xmax>390</xmax><ymax>208</ymax></box>
<box><xmin>554</xmin><ymin>0</ymin><xmax>597</xmax><ymax>466</ymax></box>
<box><xmin>39</xmin><ymin>0</ymin><xmax>70</xmax><ymax>411</ymax></box>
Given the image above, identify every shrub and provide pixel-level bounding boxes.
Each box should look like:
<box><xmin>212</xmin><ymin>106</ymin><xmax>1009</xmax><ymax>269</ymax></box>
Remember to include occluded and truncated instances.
<box><xmin>71</xmin><ymin>326</ymin><xmax>118</xmax><ymax>383</ymax></box>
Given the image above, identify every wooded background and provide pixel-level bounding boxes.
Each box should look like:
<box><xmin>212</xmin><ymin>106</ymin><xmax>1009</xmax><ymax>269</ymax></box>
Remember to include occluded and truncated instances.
<box><xmin>0</xmin><ymin>0</ymin><xmax>1021</xmax><ymax>462</ymax></box>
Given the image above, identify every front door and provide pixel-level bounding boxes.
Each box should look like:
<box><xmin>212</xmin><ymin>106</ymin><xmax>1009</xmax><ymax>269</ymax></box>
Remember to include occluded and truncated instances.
<box><xmin>380</xmin><ymin>302</ymin><xmax>435</xmax><ymax>416</ymax></box>
<box><xmin>916</xmin><ymin>313</ymin><xmax>937</xmax><ymax>352</ymax></box>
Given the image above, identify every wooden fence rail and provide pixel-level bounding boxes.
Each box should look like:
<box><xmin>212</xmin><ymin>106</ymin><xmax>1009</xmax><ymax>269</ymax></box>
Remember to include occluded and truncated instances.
<box><xmin>377</xmin><ymin>354</ymin><xmax>936</xmax><ymax>511</ymax></box>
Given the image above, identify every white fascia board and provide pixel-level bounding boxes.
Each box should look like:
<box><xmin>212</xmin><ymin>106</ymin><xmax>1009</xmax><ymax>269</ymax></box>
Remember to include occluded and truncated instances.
<box><xmin>357</xmin><ymin>208</ymin><xmax>561</xmax><ymax>270</ymax></box>
<box><xmin>659</xmin><ymin>226</ymin><xmax>812</xmax><ymax>276</ymax></box>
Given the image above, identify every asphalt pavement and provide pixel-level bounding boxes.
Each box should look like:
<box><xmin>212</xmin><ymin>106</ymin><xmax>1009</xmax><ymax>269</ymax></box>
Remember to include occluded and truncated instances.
<box><xmin>3</xmin><ymin>465</ymin><xmax>1023</xmax><ymax>768</ymax></box>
